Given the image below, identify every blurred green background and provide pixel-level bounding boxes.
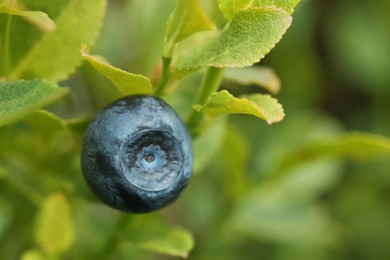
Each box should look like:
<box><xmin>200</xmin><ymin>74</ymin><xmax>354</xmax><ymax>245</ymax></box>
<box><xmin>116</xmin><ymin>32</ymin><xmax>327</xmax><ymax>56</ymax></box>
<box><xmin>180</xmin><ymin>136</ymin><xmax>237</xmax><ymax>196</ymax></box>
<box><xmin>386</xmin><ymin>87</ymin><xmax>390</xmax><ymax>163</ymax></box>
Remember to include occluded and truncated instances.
<box><xmin>1</xmin><ymin>0</ymin><xmax>390</xmax><ymax>259</ymax></box>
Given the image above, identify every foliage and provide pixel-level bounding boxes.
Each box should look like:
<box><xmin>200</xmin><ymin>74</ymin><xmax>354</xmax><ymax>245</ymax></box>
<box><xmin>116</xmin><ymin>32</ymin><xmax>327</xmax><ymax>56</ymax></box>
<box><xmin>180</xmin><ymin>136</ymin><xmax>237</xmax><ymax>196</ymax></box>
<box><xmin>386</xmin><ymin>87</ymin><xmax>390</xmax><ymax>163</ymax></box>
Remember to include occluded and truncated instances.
<box><xmin>1</xmin><ymin>0</ymin><xmax>390</xmax><ymax>259</ymax></box>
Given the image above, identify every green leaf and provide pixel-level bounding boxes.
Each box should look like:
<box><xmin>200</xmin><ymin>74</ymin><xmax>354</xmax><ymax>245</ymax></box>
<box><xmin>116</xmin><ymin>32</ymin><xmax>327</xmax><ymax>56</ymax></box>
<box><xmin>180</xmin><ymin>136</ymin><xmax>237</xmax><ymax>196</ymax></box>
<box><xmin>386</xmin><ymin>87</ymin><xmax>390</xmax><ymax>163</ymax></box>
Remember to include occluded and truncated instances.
<box><xmin>72</xmin><ymin>202</ymin><xmax>122</xmax><ymax>258</ymax></box>
<box><xmin>276</xmin><ymin>132</ymin><xmax>390</xmax><ymax>176</ymax></box>
<box><xmin>220</xmin><ymin>125</ymin><xmax>250</xmax><ymax>200</ymax></box>
<box><xmin>81</xmin><ymin>46</ymin><xmax>152</xmax><ymax>95</ymax></box>
<box><xmin>65</xmin><ymin>117</ymin><xmax>91</xmax><ymax>140</ymax></box>
<box><xmin>113</xmin><ymin>0</ymin><xmax>176</xmax><ymax>75</ymax></box>
<box><xmin>225</xmin><ymin>185</ymin><xmax>337</xmax><ymax>245</ymax></box>
<box><xmin>290</xmin><ymin>132</ymin><xmax>390</xmax><ymax>162</ymax></box>
<box><xmin>173</xmin><ymin>7</ymin><xmax>292</xmax><ymax>69</ymax></box>
<box><xmin>194</xmin><ymin>117</ymin><xmax>227</xmax><ymax>173</ymax></box>
<box><xmin>0</xmin><ymin>163</ymin><xmax>6</xmax><ymax>179</ymax></box>
<box><xmin>136</xmin><ymin>226</ymin><xmax>194</xmax><ymax>258</ymax></box>
<box><xmin>224</xmin><ymin>66</ymin><xmax>281</xmax><ymax>94</ymax></box>
<box><xmin>0</xmin><ymin>4</ymin><xmax>55</xmax><ymax>32</ymax></box>
<box><xmin>327</xmin><ymin>2</ymin><xmax>390</xmax><ymax>88</ymax></box>
<box><xmin>197</xmin><ymin>90</ymin><xmax>284</xmax><ymax>124</ymax></box>
<box><xmin>10</xmin><ymin>0</ymin><xmax>106</xmax><ymax>82</ymax></box>
<box><xmin>217</xmin><ymin>0</ymin><xmax>252</xmax><ymax>20</ymax></box>
<box><xmin>34</xmin><ymin>192</ymin><xmax>74</xmax><ymax>254</ymax></box>
<box><xmin>163</xmin><ymin>0</ymin><xmax>215</xmax><ymax>57</ymax></box>
<box><xmin>217</xmin><ymin>0</ymin><xmax>300</xmax><ymax>20</ymax></box>
<box><xmin>0</xmin><ymin>198</ymin><xmax>13</xmax><ymax>239</ymax></box>
<box><xmin>277</xmin><ymin>158</ymin><xmax>342</xmax><ymax>201</ymax></box>
<box><xmin>0</xmin><ymin>79</ymin><xmax>69</xmax><ymax>127</ymax></box>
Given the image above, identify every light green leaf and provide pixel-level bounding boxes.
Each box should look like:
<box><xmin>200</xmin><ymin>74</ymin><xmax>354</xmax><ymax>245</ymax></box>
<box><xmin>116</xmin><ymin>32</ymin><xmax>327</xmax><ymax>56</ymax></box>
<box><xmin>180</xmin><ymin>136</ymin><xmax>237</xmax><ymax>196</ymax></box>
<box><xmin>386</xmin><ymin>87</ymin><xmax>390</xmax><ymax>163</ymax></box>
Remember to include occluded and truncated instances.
<box><xmin>82</xmin><ymin>46</ymin><xmax>152</xmax><ymax>95</ymax></box>
<box><xmin>163</xmin><ymin>0</ymin><xmax>215</xmax><ymax>57</ymax></box>
<box><xmin>0</xmin><ymin>79</ymin><xmax>69</xmax><ymax>127</ymax></box>
<box><xmin>124</xmin><ymin>215</ymin><xmax>194</xmax><ymax>258</ymax></box>
<box><xmin>0</xmin><ymin>4</ymin><xmax>55</xmax><ymax>32</ymax></box>
<box><xmin>34</xmin><ymin>192</ymin><xmax>74</xmax><ymax>254</ymax></box>
<box><xmin>20</xmin><ymin>249</ymin><xmax>46</xmax><ymax>260</ymax></box>
<box><xmin>225</xmin><ymin>66</ymin><xmax>281</xmax><ymax>94</ymax></box>
<box><xmin>173</xmin><ymin>7</ymin><xmax>292</xmax><ymax>69</ymax></box>
<box><xmin>136</xmin><ymin>227</ymin><xmax>194</xmax><ymax>258</ymax></box>
<box><xmin>218</xmin><ymin>0</ymin><xmax>300</xmax><ymax>20</ymax></box>
<box><xmin>24</xmin><ymin>110</ymin><xmax>68</xmax><ymax>140</ymax></box>
<box><xmin>197</xmin><ymin>90</ymin><xmax>284</xmax><ymax>124</ymax></box>
<box><xmin>10</xmin><ymin>0</ymin><xmax>106</xmax><ymax>82</ymax></box>
<box><xmin>217</xmin><ymin>0</ymin><xmax>252</xmax><ymax>20</ymax></box>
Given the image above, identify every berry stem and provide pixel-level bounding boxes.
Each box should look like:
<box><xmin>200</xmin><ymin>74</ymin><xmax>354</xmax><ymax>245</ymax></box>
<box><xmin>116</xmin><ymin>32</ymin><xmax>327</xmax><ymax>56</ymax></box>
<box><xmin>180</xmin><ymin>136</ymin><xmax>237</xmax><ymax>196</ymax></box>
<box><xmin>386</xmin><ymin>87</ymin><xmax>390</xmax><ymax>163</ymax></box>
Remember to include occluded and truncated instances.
<box><xmin>187</xmin><ymin>67</ymin><xmax>224</xmax><ymax>137</ymax></box>
<box><xmin>154</xmin><ymin>57</ymin><xmax>171</xmax><ymax>96</ymax></box>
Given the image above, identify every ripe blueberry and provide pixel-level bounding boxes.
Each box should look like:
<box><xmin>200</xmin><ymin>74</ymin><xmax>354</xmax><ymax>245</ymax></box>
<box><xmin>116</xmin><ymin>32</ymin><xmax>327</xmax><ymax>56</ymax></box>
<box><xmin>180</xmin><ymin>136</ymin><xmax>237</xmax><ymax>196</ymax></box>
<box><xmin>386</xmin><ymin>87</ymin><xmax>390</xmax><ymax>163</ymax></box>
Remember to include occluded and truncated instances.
<box><xmin>81</xmin><ymin>95</ymin><xmax>193</xmax><ymax>213</ymax></box>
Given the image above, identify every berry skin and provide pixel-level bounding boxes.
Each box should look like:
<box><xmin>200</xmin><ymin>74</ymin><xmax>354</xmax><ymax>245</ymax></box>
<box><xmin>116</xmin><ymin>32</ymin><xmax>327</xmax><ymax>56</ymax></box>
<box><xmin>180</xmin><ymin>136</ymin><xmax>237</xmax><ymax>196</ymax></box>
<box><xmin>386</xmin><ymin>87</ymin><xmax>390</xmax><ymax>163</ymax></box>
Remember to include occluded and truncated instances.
<box><xmin>81</xmin><ymin>95</ymin><xmax>193</xmax><ymax>213</ymax></box>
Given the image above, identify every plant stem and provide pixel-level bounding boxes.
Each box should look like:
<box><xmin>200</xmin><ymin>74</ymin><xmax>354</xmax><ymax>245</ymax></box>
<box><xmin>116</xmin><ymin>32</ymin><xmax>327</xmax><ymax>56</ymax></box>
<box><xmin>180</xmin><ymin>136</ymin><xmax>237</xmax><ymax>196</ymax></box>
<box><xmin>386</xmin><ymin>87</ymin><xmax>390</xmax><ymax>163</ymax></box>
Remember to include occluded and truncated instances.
<box><xmin>154</xmin><ymin>57</ymin><xmax>171</xmax><ymax>96</ymax></box>
<box><xmin>2</xmin><ymin>14</ymin><xmax>12</xmax><ymax>76</ymax></box>
<box><xmin>100</xmin><ymin>214</ymin><xmax>130</xmax><ymax>258</ymax></box>
<box><xmin>187</xmin><ymin>67</ymin><xmax>224</xmax><ymax>137</ymax></box>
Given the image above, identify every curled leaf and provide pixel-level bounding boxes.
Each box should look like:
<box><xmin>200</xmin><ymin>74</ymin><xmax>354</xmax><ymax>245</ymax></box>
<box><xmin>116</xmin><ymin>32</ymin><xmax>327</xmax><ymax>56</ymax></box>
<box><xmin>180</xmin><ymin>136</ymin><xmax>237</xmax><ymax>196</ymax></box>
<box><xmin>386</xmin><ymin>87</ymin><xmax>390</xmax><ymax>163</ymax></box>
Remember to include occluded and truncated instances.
<box><xmin>196</xmin><ymin>90</ymin><xmax>284</xmax><ymax>124</ymax></box>
<box><xmin>225</xmin><ymin>66</ymin><xmax>281</xmax><ymax>94</ymax></box>
<box><xmin>0</xmin><ymin>4</ymin><xmax>56</xmax><ymax>32</ymax></box>
<box><xmin>81</xmin><ymin>45</ymin><xmax>152</xmax><ymax>95</ymax></box>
